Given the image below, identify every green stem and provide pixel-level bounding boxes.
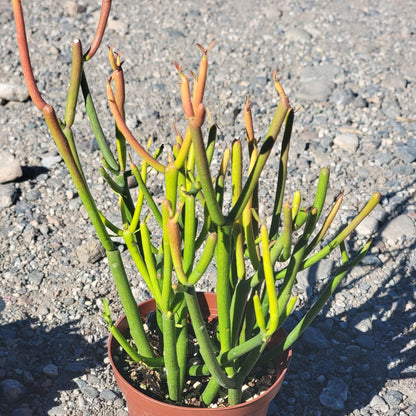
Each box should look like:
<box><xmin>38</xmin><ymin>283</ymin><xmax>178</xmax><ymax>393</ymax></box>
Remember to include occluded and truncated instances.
<box><xmin>304</xmin><ymin>192</ymin><xmax>343</xmax><ymax>257</ymax></box>
<box><xmin>162</xmin><ymin>312</ymin><xmax>180</xmax><ymax>401</ymax></box>
<box><xmin>183</xmin><ymin>192</ymin><xmax>196</xmax><ymax>274</ymax></box>
<box><xmin>81</xmin><ymin>71</ymin><xmax>119</xmax><ymax>172</ymax></box>
<box><xmin>106</xmin><ymin>248</ymin><xmax>154</xmax><ymax>358</ymax></box>
<box><xmin>189</xmin><ymin>119</ymin><xmax>225</xmax><ymax>225</ymax></box>
<box><xmin>206</xmin><ymin>123</ymin><xmax>217</xmax><ymax>166</ymax></box>
<box><xmin>65</xmin><ymin>39</ymin><xmax>83</xmax><ymax>128</ymax></box>
<box><xmin>102</xmin><ymin>299</ymin><xmax>163</xmax><ymax>367</ymax></box>
<box><xmin>278</xmin><ymin>201</ymin><xmax>293</xmax><ymax>262</ymax></box>
<box><xmin>276</xmin><ymin>208</ymin><xmax>318</xmax><ymax>323</ymax></box>
<box><xmin>140</xmin><ymin>221</ymin><xmax>162</xmax><ymax>304</ymax></box>
<box><xmin>62</xmin><ymin>125</ymin><xmax>85</xmax><ymax>182</ymax></box>
<box><xmin>260</xmin><ymin>225</ymin><xmax>279</xmax><ymax>336</ymax></box>
<box><xmin>130</xmin><ymin>160</ymin><xmax>162</xmax><ymax>227</ymax></box>
<box><xmin>201</xmin><ymin>377</ymin><xmax>220</xmax><ymax>405</ymax></box>
<box><xmin>312</xmin><ymin>166</ymin><xmax>330</xmax><ymax>221</ymax></box>
<box><xmin>216</xmin><ymin>225</ymin><xmax>233</xmax><ymax>352</ymax></box>
<box><xmin>230</xmin><ymin>279</ymin><xmax>251</xmax><ymax>346</ymax></box>
<box><xmin>188</xmin><ymin>232</ymin><xmax>217</xmax><ymax>284</ymax></box>
<box><xmin>123</xmin><ymin>229</ymin><xmax>157</xmax><ymax>301</ymax></box>
<box><xmin>269</xmin><ymin>109</ymin><xmax>293</xmax><ymax>239</ymax></box>
<box><xmin>176</xmin><ymin>303</ymin><xmax>188</xmax><ymax>391</ymax></box>
<box><xmin>161</xmin><ymin>201</ymin><xmax>173</xmax><ymax>311</ymax></box>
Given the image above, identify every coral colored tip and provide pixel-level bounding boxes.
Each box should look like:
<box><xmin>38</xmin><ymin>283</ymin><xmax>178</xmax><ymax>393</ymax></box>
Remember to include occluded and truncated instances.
<box><xmin>244</xmin><ymin>95</ymin><xmax>251</xmax><ymax>112</ymax></box>
<box><xmin>273</xmin><ymin>71</ymin><xmax>286</xmax><ymax>97</ymax></box>
<box><xmin>174</xmin><ymin>61</ymin><xmax>182</xmax><ymax>73</ymax></box>
<box><xmin>196</xmin><ymin>40</ymin><xmax>216</xmax><ymax>55</ymax></box>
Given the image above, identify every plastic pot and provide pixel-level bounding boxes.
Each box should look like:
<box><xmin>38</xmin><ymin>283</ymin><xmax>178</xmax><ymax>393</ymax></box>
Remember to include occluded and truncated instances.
<box><xmin>108</xmin><ymin>292</ymin><xmax>292</xmax><ymax>416</ymax></box>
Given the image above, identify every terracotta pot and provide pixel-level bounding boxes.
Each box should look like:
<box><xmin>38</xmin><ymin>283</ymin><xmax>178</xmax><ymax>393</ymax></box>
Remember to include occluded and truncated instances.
<box><xmin>108</xmin><ymin>292</ymin><xmax>292</xmax><ymax>416</ymax></box>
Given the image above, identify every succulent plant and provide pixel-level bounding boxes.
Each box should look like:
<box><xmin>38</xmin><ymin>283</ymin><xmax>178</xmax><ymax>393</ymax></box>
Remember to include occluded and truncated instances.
<box><xmin>13</xmin><ymin>0</ymin><xmax>380</xmax><ymax>407</ymax></box>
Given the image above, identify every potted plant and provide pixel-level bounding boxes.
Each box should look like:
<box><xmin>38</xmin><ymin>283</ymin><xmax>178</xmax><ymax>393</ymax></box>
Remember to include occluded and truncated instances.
<box><xmin>12</xmin><ymin>0</ymin><xmax>380</xmax><ymax>414</ymax></box>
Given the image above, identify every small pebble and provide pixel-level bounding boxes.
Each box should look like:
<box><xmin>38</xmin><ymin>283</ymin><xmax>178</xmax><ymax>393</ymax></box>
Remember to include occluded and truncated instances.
<box><xmin>0</xmin><ymin>183</ymin><xmax>18</xmax><ymax>208</ymax></box>
<box><xmin>43</xmin><ymin>364</ymin><xmax>59</xmax><ymax>378</ymax></box>
<box><xmin>100</xmin><ymin>388</ymin><xmax>118</xmax><ymax>402</ymax></box>
<box><xmin>334</xmin><ymin>133</ymin><xmax>359</xmax><ymax>152</ymax></box>
<box><xmin>355</xmin><ymin>334</ymin><xmax>375</xmax><ymax>349</ymax></box>
<box><xmin>64</xmin><ymin>1</ymin><xmax>86</xmax><ymax>16</ymax></box>
<box><xmin>0</xmin><ymin>379</ymin><xmax>27</xmax><ymax>404</ymax></box>
<box><xmin>381</xmin><ymin>214</ymin><xmax>415</xmax><ymax>242</ymax></box>
<box><xmin>0</xmin><ymin>150</ymin><xmax>23</xmax><ymax>183</ymax></box>
<box><xmin>0</xmin><ymin>83</ymin><xmax>29</xmax><ymax>102</ymax></box>
<box><xmin>27</xmin><ymin>270</ymin><xmax>45</xmax><ymax>286</ymax></box>
<box><xmin>81</xmin><ymin>385</ymin><xmax>99</xmax><ymax>399</ymax></box>
<box><xmin>285</xmin><ymin>28</ymin><xmax>312</xmax><ymax>43</ymax></box>
<box><xmin>76</xmin><ymin>240</ymin><xmax>106</xmax><ymax>264</ymax></box>
<box><xmin>41</xmin><ymin>155</ymin><xmax>62</xmax><ymax>169</ymax></box>
<box><xmin>302</xmin><ymin>327</ymin><xmax>331</xmax><ymax>349</ymax></box>
<box><xmin>369</xmin><ymin>395</ymin><xmax>389</xmax><ymax>413</ymax></box>
<box><xmin>384</xmin><ymin>390</ymin><xmax>403</xmax><ymax>407</ymax></box>
<box><xmin>319</xmin><ymin>377</ymin><xmax>349</xmax><ymax>411</ymax></box>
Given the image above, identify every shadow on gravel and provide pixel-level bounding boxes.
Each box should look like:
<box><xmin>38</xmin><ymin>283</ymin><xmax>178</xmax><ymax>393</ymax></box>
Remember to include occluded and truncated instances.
<box><xmin>0</xmin><ymin>316</ymin><xmax>105</xmax><ymax>416</ymax></box>
<box><xmin>19</xmin><ymin>166</ymin><xmax>49</xmax><ymax>182</ymax></box>
<box><xmin>275</xmin><ymin>237</ymin><xmax>415</xmax><ymax>415</ymax></box>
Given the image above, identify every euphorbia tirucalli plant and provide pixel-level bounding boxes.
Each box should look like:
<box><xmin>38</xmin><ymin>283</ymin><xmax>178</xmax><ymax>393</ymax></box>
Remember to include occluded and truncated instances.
<box><xmin>13</xmin><ymin>0</ymin><xmax>380</xmax><ymax>408</ymax></box>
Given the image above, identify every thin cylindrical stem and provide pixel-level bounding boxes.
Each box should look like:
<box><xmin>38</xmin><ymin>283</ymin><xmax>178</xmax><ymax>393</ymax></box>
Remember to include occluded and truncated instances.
<box><xmin>189</xmin><ymin>114</ymin><xmax>225</xmax><ymax>225</ymax></box>
<box><xmin>269</xmin><ymin>109</ymin><xmax>294</xmax><ymax>239</ymax></box>
<box><xmin>161</xmin><ymin>201</ymin><xmax>173</xmax><ymax>311</ymax></box>
<box><xmin>65</xmin><ymin>39</ymin><xmax>83</xmax><ymax>128</ymax></box>
<box><xmin>106</xmin><ymin>249</ymin><xmax>154</xmax><ymax>358</ymax></box>
<box><xmin>12</xmin><ymin>0</ymin><xmax>47</xmax><ymax>111</ymax></box>
<box><xmin>81</xmin><ymin>72</ymin><xmax>119</xmax><ymax>172</ymax></box>
<box><xmin>107</xmin><ymin>80</ymin><xmax>165</xmax><ymax>173</ymax></box>
<box><xmin>188</xmin><ymin>232</ymin><xmax>217</xmax><ymax>285</ymax></box>
<box><xmin>162</xmin><ymin>312</ymin><xmax>180</xmax><ymax>401</ymax></box>
<box><xmin>84</xmin><ymin>0</ymin><xmax>111</xmax><ymax>60</ymax></box>
<box><xmin>183</xmin><ymin>193</ymin><xmax>196</xmax><ymax>275</ymax></box>
<box><xmin>130</xmin><ymin>160</ymin><xmax>162</xmax><ymax>227</ymax></box>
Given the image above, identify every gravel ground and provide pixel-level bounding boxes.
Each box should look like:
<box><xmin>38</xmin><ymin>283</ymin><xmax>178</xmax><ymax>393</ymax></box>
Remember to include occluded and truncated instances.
<box><xmin>1</xmin><ymin>0</ymin><xmax>415</xmax><ymax>415</ymax></box>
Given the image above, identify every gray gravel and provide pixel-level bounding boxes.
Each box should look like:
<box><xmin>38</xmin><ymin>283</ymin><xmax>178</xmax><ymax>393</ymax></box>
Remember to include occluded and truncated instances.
<box><xmin>1</xmin><ymin>0</ymin><xmax>415</xmax><ymax>415</ymax></box>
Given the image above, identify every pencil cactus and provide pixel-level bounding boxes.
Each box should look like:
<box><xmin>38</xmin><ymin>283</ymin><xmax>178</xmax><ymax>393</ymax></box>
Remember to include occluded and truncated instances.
<box><xmin>13</xmin><ymin>0</ymin><xmax>380</xmax><ymax>407</ymax></box>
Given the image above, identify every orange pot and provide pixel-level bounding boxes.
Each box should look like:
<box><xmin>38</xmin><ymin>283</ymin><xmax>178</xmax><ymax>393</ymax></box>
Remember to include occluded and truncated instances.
<box><xmin>108</xmin><ymin>292</ymin><xmax>292</xmax><ymax>416</ymax></box>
